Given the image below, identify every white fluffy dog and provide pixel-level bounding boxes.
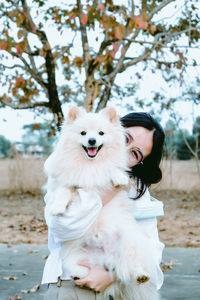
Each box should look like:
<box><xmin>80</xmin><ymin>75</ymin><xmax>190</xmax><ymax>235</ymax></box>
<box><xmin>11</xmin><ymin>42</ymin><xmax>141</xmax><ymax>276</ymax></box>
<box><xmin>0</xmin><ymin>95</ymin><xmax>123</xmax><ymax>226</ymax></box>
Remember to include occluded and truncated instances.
<box><xmin>44</xmin><ymin>107</ymin><xmax>160</xmax><ymax>300</ymax></box>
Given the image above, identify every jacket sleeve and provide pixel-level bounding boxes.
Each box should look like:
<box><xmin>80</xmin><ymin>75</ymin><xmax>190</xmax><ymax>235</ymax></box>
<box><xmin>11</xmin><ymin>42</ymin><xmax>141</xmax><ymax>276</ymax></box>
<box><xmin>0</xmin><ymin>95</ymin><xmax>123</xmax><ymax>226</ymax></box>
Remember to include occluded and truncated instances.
<box><xmin>44</xmin><ymin>189</ymin><xmax>102</xmax><ymax>245</ymax></box>
<box><xmin>129</xmin><ymin>186</ymin><xmax>164</xmax><ymax>220</ymax></box>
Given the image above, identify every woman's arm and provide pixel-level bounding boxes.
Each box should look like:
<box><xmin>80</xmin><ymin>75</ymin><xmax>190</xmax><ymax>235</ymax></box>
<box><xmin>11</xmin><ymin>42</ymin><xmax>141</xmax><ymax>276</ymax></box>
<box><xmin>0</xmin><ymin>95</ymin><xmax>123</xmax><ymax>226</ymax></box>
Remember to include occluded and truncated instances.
<box><xmin>45</xmin><ymin>189</ymin><xmax>102</xmax><ymax>244</ymax></box>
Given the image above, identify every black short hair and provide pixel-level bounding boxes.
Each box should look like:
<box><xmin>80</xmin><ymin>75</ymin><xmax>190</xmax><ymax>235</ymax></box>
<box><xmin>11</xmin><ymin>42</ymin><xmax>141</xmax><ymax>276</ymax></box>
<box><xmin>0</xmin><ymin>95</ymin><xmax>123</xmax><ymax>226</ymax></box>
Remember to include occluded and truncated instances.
<box><xmin>120</xmin><ymin>112</ymin><xmax>165</xmax><ymax>199</ymax></box>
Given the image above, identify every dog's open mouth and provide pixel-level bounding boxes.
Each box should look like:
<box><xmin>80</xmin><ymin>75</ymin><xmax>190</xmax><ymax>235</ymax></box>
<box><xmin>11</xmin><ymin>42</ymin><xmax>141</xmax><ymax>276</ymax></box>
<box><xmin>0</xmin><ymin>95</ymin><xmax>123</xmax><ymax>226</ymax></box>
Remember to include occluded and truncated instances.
<box><xmin>82</xmin><ymin>145</ymin><xmax>103</xmax><ymax>158</ymax></box>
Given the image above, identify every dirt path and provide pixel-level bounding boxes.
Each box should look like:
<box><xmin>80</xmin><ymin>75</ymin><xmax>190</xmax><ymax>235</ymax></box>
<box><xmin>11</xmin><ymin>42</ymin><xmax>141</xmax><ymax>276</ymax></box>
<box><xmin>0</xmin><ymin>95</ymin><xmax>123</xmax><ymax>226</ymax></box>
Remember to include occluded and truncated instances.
<box><xmin>0</xmin><ymin>190</ymin><xmax>199</xmax><ymax>247</ymax></box>
<box><xmin>152</xmin><ymin>190</ymin><xmax>200</xmax><ymax>247</ymax></box>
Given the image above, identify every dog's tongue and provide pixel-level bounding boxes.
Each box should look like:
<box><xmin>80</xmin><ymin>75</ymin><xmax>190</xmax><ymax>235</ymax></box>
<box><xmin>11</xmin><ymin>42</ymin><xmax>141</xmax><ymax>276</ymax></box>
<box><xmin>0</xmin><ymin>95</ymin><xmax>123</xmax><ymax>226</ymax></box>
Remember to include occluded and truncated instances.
<box><xmin>88</xmin><ymin>147</ymin><xmax>97</xmax><ymax>156</ymax></box>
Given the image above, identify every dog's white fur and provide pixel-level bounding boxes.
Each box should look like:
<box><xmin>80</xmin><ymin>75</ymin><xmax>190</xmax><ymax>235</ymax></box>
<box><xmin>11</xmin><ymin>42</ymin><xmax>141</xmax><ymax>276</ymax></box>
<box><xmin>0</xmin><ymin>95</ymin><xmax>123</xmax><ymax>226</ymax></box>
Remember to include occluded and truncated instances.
<box><xmin>44</xmin><ymin>107</ymin><xmax>160</xmax><ymax>300</ymax></box>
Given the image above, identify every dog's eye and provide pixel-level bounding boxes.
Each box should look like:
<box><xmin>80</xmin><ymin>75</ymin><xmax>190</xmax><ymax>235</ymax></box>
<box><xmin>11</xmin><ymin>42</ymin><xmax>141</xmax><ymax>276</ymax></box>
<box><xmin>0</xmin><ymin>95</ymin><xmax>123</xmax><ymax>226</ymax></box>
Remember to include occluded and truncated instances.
<box><xmin>98</xmin><ymin>131</ymin><xmax>104</xmax><ymax>136</ymax></box>
<box><xmin>80</xmin><ymin>131</ymin><xmax>87</xmax><ymax>136</ymax></box>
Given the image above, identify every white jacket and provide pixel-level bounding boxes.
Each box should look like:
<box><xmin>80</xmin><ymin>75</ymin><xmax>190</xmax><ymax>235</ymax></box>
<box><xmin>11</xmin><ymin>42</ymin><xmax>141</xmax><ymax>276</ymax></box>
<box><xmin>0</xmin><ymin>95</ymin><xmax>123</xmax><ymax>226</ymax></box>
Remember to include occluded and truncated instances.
<box><xmin>42</xmin><ymin>186</ymin><xmax>164</xmax><ymax>289</ymax></box>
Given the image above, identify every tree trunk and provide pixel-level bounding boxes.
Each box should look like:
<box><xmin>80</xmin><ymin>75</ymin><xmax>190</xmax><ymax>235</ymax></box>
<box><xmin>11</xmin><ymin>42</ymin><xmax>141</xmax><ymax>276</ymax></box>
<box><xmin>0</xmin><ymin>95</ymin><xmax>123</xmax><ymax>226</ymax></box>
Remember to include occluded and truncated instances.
<box><xmin>35</xmin><ymin>29</ymin><xmax>64</xmax><ymax>129</ymax></box>
<box><xmin>46</xmin><ymin>50</ymin><xmax>63</xmax><ymax>129</ymax></box>
<box><xmin>84</xmin><ymin>75</ymin><xmax>101</xmax><ymax>112</ymax></box>
<box><xmin>96</xmin><ymin>79</ymin><xmax>114</xmax><ymax>112</ymax></box>
<box><xmin>45</xmin><ymin>51</ymin><xmax>64</xmax><ymax>129</ymax></box>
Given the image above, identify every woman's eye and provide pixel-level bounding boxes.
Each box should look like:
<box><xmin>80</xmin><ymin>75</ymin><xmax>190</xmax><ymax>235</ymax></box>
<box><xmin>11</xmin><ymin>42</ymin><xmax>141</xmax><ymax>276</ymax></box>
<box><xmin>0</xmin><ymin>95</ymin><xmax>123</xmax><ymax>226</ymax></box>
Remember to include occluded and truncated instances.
<box><xmin>125</xmin><ymin>134</ymin><xmax>130</xmax><ymax>144</ymax></box>
<box><xmin>131</xmin><ymin>148</ymin><xmax>144</xmax><ymax>164</ymax></box>
<box><xmin>98</xmin><ymin>131</ymin><xmax>104</xmax><ymax>136</ymax></box>
<box><xmin>81</xmin><ymin>131</ymin><xmax>87</xmax><ymax>136</ymax></box>
<box><xmin>132</xmin><ymin>150</ymin><xmax>138</xmax><ymax>160</ymax></box>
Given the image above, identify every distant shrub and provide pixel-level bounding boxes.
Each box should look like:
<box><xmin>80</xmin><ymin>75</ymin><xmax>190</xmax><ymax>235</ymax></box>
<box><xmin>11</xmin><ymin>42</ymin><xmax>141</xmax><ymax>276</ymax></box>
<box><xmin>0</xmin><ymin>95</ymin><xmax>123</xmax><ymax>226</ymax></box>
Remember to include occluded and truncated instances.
<box><xmin>0</xmin><ymin>135</ymin><xmax>12</xmax><ymax>157</ymax></box>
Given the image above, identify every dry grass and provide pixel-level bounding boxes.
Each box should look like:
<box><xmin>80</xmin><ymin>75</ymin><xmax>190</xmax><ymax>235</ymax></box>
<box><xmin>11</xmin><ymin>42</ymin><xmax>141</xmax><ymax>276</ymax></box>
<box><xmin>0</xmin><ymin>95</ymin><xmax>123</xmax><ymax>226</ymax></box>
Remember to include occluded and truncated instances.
<box><xmin>152</xmin><ymin>159</ymin><xmax>200</xmax><ymax>191</ymax></box>
<box><xmin>0</xmin><ymin>157</ymin><xmax>47</xmax><ymax>192</ymax></box>
<box><xmin>0</xmin><ymin>158</ymin><xmax>199</xmax><ymax>191</ymax></box>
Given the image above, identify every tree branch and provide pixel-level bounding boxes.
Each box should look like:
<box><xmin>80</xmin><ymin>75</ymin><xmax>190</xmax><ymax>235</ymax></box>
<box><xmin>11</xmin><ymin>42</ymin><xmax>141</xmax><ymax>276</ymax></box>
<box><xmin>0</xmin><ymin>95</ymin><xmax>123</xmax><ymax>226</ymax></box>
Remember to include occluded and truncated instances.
<box><xmin>102</xmin><ymin>27</ymin><xmax>140</xmax><ymax>82</ymax></box>
<box><xmin>170</xmin><ymin>110</ymin><xmax>198</xmax><ymax>158</ymax></box>
<box><xmin>160</xmin><ymin>26</ymin><xmax>200</xmax><ymax>42</ymax></box>
<box><xmin>96</xmin><ymin>38</ymin><xmax>118</xmax><ymax>57</ymax></box>
<box><xmin>117</xmin><ymin>57</ymin><xmax>180</xmax><ymax>66</ymax></box>
<box><xmin>96</xmin><ymin>78</ymin><xmax>114</xmax><ymax>112</ymax></box>
<box><xmin>77</xmin><ymin>0</ymin><xmax>91</xmax><ymax>72</ymax></box>
<box><xmin>120</xmin><ymin>48</ymin><xmax>155</xmax><ymax>71</ymax></box>
<box><xmin>122</xmin><ymin>38</ymin><xmax>200</xmax><ymax>49</ymax></box>
<box><xmin>117</xmin><ymin>39</ymin><xmax>156</xmax><ymax>74</ymax></box>
<box><xmin>0</xmin><ymin>97</ymin><xmax>49</xmax><ymax>110</ymax></box>
<box><xmin>1</xmin><ymin>64</ymin><xmax>26</xmax><ymax>70</ymax></box>
<box><xmin>130</xmin><ymin>0</ymin><xmax>135</xmax><ymax>17</ymax></box>
<box><xmin>26</xmin><ymin>39</ymin><xmax>43</xmax><ymax>83</ymax></box>
<box><xmin>118</xmin><ymin>24</ymin><xmax>200</xmax><ymax>72</ymax></box>
<box><xmin>148</xmin><ymin>0</ymin><xmax>176</xmax><ymax>21</ymax></box>
<box><xmin>10</xmin><ymin>51</ymin><xmax>48</xmax><ymax>90</ymax></box>
<box><xmin>142</xmin><ymin>0</ymin><xmax>147</xmax><ymax>13</ymax></box>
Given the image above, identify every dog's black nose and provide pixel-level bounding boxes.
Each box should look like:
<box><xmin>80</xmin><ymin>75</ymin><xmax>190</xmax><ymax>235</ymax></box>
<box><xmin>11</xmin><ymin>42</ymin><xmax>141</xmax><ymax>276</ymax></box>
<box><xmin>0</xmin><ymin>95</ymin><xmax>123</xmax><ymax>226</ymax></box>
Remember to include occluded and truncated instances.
<box><xmin>88</xmin><ymin>138</ymin><xmax>96</xmax><ymax>146</ymax></box>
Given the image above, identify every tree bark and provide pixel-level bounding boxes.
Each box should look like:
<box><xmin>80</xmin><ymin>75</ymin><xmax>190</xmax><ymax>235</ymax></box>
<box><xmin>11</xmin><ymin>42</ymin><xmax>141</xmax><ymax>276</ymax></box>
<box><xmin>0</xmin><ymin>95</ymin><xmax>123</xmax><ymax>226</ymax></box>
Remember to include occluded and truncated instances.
<box><xmin>84</xmin><ymin>74</ymin><xmax>101</xmax><ymax>112</ymax></box>
<box><xmin>45</xmin><ymin>48</ymin><xmax>64</xmax><ymax>128</ymax></box>
<box><xmin>96</xmin><ymin>79</ymin><xmax>114</xmax><ymax>112</ymax></box>
<box><xmin>37</xmin><ymin>30</ymin><xmax>64</xmax><ymax>128</ymax></box>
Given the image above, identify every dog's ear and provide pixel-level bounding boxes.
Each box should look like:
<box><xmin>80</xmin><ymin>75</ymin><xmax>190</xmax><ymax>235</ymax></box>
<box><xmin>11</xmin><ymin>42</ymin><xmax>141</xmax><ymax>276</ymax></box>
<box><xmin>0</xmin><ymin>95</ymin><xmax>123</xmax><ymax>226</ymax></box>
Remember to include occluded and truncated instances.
<box><xmin>67</xmin><ymin>107</ymin><xmax>85</xmax><ymax>124</ymax></box>
<box><xmin>100</xmin><ymin>107</ymin><xmax>118</xmax><ymax>124</ymax></box>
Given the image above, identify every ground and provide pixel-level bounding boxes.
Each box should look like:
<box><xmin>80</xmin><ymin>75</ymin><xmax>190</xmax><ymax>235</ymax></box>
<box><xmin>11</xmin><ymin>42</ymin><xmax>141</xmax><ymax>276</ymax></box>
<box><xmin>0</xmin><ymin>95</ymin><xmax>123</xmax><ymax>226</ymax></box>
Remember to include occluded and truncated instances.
<box><xmin>0</xmin><ymin>190</ymin><xmax>199</xmax><ymax>247</ymax></box>
<box><xmin>153</xmin><ymin>190</ymin><xmax>200</xmax><ymax>247</ymax></box>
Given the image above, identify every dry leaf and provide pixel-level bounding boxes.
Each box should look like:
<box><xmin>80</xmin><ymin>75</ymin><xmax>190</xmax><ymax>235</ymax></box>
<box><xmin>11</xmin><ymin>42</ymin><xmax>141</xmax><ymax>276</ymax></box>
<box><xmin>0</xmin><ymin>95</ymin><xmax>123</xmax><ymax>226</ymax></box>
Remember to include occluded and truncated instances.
<box><xmin>115</xmin><ymin>25</ymin><xmax>125</xmax><ymax>40</ymax></box>
<box><xmin>98</xmin><ymin>3</ymin><xmax>105</xmax><ymax>11</ymax></box>
<box><xmin>21</xmin><ymin>289</ymin><xmax>30</xmax><ymax>294</ymax></box>
<box><xmin>161</xmin><ymin>266</ymin><xmax>166</xmax><ymax>272</ymax></box>
<box><xmin>16</xmin><ymin>45</ymin><xmax>21</xmax><ymax>55</ymax></box>
<box><xmin>3</xmin><ymin>276</ymin><xmax>18</xmax><ymax>280</ymax></box>
<box><xmin>110</xmin><ymin>51</ymin><xmax>115</xmax><ymax>58</ymax></box>
<box><xmin>112</xmin><ymin>42</ymin><xmax>119</xmax><ymax>52</ymax></box>
<box><xmin>21</xmin><ymin>284</ymin><xmax>40</xmax><ymax>294</ymax></box>
<box><xmin>30</xmin><ymin>284</ymin><xmax>40</xmax><ymax>293</ymax></box>
<box><xmin>149</xmin><ymin>24</ymin><xmax>156</xmax><ymax>34</ymax></box>
<box><xmin>135</xmin><ymin>15</ymin><xmax>147</xmax><ymax>30</ymax></box>
<box><xmin>161</xmin><ymin>259</ymin><xmax>177</xmax><ymax>272</ymax></box>
<box><xmin>28</xmin><ymin>249</ymin><xmax>38</xmax><ymax>254</ymax></box>
<box><xmin>8</xmin><ymin>296</ymin><xmax>22</xmax><ymax>300</ymax></box>
<box><xmin>17</xmin><ymin>29</ymin><xmax>25</xmax><ymax>39</ymax></box>
<box><xmin>81</xmin><ymin>14</ymin><xmax>88</xmax><ymax>25</ymax></box>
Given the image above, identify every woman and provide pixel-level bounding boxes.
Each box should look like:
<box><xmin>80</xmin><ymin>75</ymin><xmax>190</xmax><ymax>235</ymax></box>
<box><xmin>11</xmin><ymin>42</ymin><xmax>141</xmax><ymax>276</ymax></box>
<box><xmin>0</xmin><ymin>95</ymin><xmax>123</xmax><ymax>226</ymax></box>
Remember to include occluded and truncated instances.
<box><xmin>42</xmin><ymin>112</ymin><xmax>165</xmax><ymax>299</ymax></box>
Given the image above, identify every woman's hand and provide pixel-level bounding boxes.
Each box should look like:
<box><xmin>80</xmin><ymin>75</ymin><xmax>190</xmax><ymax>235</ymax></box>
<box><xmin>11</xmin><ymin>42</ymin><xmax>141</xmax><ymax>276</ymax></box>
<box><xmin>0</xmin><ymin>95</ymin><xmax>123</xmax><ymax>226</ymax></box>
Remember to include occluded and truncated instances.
<box><xmin>74</xmin><ymin>261</ymin><xmax>116</xmax><ymax>292</ymax></box>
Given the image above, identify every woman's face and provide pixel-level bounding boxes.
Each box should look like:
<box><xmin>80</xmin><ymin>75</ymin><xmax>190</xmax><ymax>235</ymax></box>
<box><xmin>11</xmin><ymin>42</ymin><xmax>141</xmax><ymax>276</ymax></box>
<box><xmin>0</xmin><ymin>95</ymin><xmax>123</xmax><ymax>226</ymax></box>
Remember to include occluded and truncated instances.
<box><xmin>125</xmin><ymin>126</ymin><xmax>153</xmax><ymax>168</ymax></box>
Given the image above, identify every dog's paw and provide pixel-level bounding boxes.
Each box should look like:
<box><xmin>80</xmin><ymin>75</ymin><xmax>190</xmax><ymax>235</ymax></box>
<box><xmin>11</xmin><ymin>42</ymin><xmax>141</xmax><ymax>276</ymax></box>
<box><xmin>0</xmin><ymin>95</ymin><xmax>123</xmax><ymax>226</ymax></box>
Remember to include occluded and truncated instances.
<box><xmin>49</xmin><ymin>203</ymin><xmax>66</xmax><ymax>216</ymax></box>
<box><xmin>70</xmin><ymin>266</ymin><xmax>89</xmax><ymax>280</ymax></box>
<box><xmin>136</xmin><ymin>275</ymin><xmax>150</xmax><ymax>284</ymax></box>
<box><xmin>130</xmin><ymin>263</ymin><xmax>150</xmax><ymax>284</ymax></box>
<box><xmin>111</xmin><ymin>172</ymin><xmax>129</xmax><ymax>187</ymax></box>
